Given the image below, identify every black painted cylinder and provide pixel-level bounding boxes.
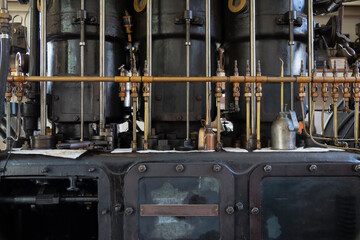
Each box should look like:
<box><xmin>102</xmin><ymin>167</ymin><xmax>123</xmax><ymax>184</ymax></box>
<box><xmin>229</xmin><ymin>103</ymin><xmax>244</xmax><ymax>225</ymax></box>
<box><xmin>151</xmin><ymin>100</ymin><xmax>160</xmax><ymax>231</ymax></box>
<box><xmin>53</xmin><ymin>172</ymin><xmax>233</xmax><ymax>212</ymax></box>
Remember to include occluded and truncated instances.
<box><xmin>133</xmin><ymin>0</ymin><xmax>222</xmax><ymax>139</ymax></box>
<box><xmin>46</xmin><ymin>0</ymin><xmax>129</xmax><ymax>139</ymax></box>
<box><xmin>224</xmin><ymin>0</ymin><xmax>308</xmax><ymax>141</ymax></box>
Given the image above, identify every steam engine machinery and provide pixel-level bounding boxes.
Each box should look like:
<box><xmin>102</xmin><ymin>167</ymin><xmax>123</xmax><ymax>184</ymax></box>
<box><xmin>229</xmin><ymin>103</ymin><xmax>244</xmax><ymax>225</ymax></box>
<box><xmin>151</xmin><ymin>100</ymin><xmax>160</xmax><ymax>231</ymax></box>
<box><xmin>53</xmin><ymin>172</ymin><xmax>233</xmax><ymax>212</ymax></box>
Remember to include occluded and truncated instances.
<box><xmin>0</xmin><ymin>0</ymin><xmax>360</xmax><ymax>239</ymax></box>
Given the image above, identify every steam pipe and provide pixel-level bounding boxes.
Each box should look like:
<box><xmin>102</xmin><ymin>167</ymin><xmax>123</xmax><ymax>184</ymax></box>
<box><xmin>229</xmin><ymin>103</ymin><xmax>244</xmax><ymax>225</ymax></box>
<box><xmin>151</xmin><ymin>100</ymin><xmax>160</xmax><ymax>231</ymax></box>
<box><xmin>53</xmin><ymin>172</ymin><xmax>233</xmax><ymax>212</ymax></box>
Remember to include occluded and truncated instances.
<box><xmin>99</xmin><ymin>0</ymin><xmax>105</xmax><ymax>134</ymax></box>
<box><xmin>146</xmin><ymin>0</ymin><xmax>152</xmax><ymax>138</ymax></box>
<box><xmin>40</xmin><ymin>0</ymin><xmax>47</xmax><ymax>136</ymax></box>
<box><xmin>250</xmin><ymin>0</ymin><xmax>256</xmax><ymax>137</ymax></box>
<box><xmin>29</xmin><ymin>0</ymin><xmax>40</xmax><ymax>78</ymax></box>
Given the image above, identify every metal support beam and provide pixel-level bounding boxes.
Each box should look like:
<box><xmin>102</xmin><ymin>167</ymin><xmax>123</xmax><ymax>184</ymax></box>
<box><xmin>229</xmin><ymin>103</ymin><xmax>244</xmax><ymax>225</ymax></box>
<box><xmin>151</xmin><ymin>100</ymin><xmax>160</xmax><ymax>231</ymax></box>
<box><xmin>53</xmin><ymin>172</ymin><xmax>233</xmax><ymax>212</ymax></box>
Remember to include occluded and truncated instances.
<box><xmin>40</xmin><ymin>0</ymin><xmax>47</xmax><ymax>136</ymax></box>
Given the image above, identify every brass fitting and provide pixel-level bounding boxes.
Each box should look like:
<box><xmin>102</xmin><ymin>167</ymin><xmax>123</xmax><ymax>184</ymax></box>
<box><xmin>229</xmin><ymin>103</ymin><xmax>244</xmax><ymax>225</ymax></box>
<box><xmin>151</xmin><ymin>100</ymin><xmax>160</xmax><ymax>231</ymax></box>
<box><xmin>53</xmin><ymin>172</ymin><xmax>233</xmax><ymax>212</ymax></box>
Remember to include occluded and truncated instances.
<box><xmin>122</xmin><ymin>10</ymin><xmax>133</xmax><ymax>43</ymax></box>
<box><xmin>343</xmin><ymin>63</ymin><xmax>351</xmax><ymax>112</ymax></box>
<box><xmin>321</xmin><ymin>61</ymin><xmax>329</xmax><ymax>102</ymax></box>
<box><xmin>233</xmin><ymin>60</ymin><xmax>240</xmax><ymax>111</ymax></box>
<box><xmin>311</xmin><ymin>61</ymin><xmax>318</xmax><ymax>101</ymax></box>
<box><xmin>5</xmin><ymin>81</ymin><xmax>12</xmax><ymax>102</ymax></box>
<box><xmin>298</xmin><ymin>61</ymin><xmax>306</xmax><ymax>102</ymax></box>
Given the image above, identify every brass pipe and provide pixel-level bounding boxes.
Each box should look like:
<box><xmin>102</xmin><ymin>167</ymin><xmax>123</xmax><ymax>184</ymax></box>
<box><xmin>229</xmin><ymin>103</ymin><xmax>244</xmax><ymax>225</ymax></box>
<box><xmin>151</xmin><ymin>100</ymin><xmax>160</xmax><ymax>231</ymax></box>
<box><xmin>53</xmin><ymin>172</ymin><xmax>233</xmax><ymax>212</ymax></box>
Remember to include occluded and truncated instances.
<box><xmin>143</xmin><ymin>61</ymin><xmax>150</xmax><ymax>150</ymax></box>
<box><xmin>321</xmin><ymin>101</ymin><xmax>325</xmax><ymax>137</ymax></box>
<box><xmin>215</xmin><ymin>61</ymin><xmax>223</xmax><ymax>151</ymax></box>
<box><xmin>255</xmin><ymin>60</ymin><xmax>262</xmax><ymax>149</ymax></box>
<box><xmin>7</xmin><ymin>75</ymin><xmax>360</xmax><ymax>84</ymax></box>
<box><xmin>355</xmin><ymin>101</ymin><xmax>359</xmax><ymax>145</ymax></box>
<box><xmin>245</xmin><ymin>60</ymin><xmax>251</xmax><ymax>144</ymax></box>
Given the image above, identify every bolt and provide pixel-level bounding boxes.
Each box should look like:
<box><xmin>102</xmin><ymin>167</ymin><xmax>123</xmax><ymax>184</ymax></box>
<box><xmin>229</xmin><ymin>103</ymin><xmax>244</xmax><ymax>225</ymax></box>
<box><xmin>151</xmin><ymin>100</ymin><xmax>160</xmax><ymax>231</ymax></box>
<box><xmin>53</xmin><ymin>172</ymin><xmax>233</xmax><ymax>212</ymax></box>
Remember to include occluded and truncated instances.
<box><xmin>114</xmin><ymin>204</ymin><xmax>122</xmax><ymax>212</ymax></box>
<box><xmin>176</xmin><ymin>164</ymin><xmax>184</xmax><ymax>173</ymax></box>
<box><xmin>309</xmin><ymin>164</ymin><xmax>317</xmax><ymax>172</ymax></box>
<box><xmin>73</xmin><ymin>115</ymin><xmax>80</xmax><ymax>121</ymax></box>
<box><xmin>226</xmin><ymin>206</ymin><xmax>235</xmax><ymax>215</ymax></box>
<box><xmin>212</xmin><ymin>164</ymin><xmax>222</xmax><ymax>172</ymax></box>
<box><xmin>251</xmin><ymin>207</ymin><xmax>259</xmax><ymax>215</ymax></box>
<box><xmin>41</xmin><ymin>167</ymin><xmax>49</xmax><ymax>174</ymax></box>
<box><xmin>236</xmin><ymin>202</ymin><xmax>244</xmax><ymax>211</ymax></box>
<box><xmin>353</xmin><ymin>164</ymin><xmax>360</xmax><ymax>172</ymax></box>
<box><xmin>138</xmin><ymin>164</ymin><xmax>147</xmax><ymax>173</ymax></box>
<box><xmin>88</xmin><ymin>167</ymin><xmax>96</xmax><ymax>173</ymax></box>
<box><xmin>176</xmin><ymin>115</ymin><xmax>183</xmax><ymax>121</ymax></box>
<box><xmin>125</xmin><ymin>207</ymin><xmax>134</xmax><ymax>216</ymax></box>
<box><xmin>101</xmin><ymin>209</ymin><xmax>109</xmax><ymax>215</ymax></box>
<box><xmin>263</xmin><ymin>165</ymin><xmax>272</xmax><ymax>173</ymax></box>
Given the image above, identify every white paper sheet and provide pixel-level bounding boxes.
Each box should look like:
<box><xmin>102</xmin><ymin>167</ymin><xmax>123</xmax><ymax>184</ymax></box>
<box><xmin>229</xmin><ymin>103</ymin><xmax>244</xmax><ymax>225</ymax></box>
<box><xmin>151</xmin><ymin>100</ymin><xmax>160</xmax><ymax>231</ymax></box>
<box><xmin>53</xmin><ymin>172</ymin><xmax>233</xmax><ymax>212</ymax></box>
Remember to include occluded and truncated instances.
<box><xmin>10</xmin><ymin>149</ymin><xmax>87</xmax><ymax>159</ymax></box>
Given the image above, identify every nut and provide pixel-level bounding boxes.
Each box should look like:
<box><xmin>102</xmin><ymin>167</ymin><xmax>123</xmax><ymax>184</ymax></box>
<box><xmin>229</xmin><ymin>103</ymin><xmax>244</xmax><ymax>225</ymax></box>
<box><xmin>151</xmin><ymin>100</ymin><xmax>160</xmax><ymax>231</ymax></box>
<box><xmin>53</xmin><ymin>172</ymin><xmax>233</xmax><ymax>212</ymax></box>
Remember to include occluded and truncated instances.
<box><xmin>125</xmin><ymin>207</ymin><xmax>134</xmax><ymax>216</ymax></box>
<box><xmin>225</xmin><ymin>206</ymin><xmax>235</xmax><ymax>215</ymax></box>
<box><xmin>263</xmin><ymin>165</ymin><xmax>272</xmax><ymax>173</ymax></box>
<box><xmin>175</xmin><ymin>164</ymin><xmax>184</xmax><ymax>173</ymax></box>
<box><xmin>353</xmin><ymin>164</ymin><xmax>360</xmax><ymax>172</ymax></box>
<box><xmin>213</xmin><ymin>164</ymin><xmax>222</xmax><ymax>172</ymax></box>
<box><xmin>251</xmin><ymin>207</ymin><xmax>259</xmax><ymax>215</ymax></box>
<box><xmin>138</xmin><ymin>164</ymin><xmax>147</xmax><ymax>173</ymax></box>
<box><xmin>309</xmin><ymin>164</ymin><xmax>317</xmax><ymax>172</ymax></box>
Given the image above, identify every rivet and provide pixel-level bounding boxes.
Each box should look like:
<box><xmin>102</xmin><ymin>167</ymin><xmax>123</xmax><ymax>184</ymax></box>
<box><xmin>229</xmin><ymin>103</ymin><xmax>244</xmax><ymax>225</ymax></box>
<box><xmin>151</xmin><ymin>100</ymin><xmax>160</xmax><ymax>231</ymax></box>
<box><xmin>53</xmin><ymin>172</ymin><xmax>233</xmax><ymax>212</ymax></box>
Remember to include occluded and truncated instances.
<box><xmin>353</xmin><ymin>164</ymin><xmax>360</xmax><ymax>172</ymax></box>
<box><xmin>88</xmin><ymin>167</ymin><xmax>96</xmax><ymax>173</ymax></box>
<box><xmin>41</xmin><ymin>167</ymin><xmax>49</xmax><ymax>174</ymax></box>
<box><xmin>236</xmin><ymin>202</ymin><xmax>244</xmax><ymax>211</ymax></box>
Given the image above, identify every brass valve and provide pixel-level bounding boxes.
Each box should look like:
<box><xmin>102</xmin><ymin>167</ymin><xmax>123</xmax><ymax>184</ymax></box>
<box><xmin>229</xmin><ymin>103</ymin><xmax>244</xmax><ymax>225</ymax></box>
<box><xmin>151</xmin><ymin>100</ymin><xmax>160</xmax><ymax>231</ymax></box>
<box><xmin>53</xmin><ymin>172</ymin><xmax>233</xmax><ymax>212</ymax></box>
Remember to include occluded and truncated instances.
<box><xmin>118</xmin><ymin>65</ymin><xmax>127</xmax><ymax>101</ymax></box>
<box><xmin>298</xmin><ymin>60</ymin><xmax>306</xmax><ymax>102</ymax></box>
<box><xmin>331</xmin><ymin>61</ymin><xmax>339</xmax><ymax>103</ymax></box>
<box><xmin>215</xmin><ymin>61</ymin><xmax>222</xmax><ymax>99</ymax></box>
<box><xmin>255</xmin><ymin>60</ymin><xmax>262</xmax><ymax>102</ymax></box>
<box><xmin>122</xmin><ymin>10</ymin><xmax>133</xmax><ymax>43</ymax></box>
<box><xmin>143</xmin><ymin>60</ymin><xmax>150</xmax><ymax>100</ymax></box>
<box><xmin>244</xmin><ymin>60</ymin><xmax>251</xmax><ymax>100</ymax></box>
<box><xmin>14</xmin><ymin>81</ymin><xmax>24</xmax><ymax>102</ymax></box>
<box><xmin>321</xmin><ymin>61</ymin><xmax>329</xmax><ymax>102</ymax></box>
<box><xmin>354</xmin><ymin>63</ymin><xmax>360</xmax><ymax>102</ymax></box>
<box><xmin>311</xmin><ymin>61</ymin><xmax>318</xmax><ymax>101</ymax></box>
<box><xmin>5</xmin><ymin>82</ymin><xmax>13</xmax><ymax>102</ymax></box>
<box><xmin>233</xmin><ymin>60</ymin><xmax>240</xmax><ymax>111</ymax></box>
<box><xmin>343</xmin><ymin>63</ymin><xmax>351</xmax><ymax>112</ymax></box>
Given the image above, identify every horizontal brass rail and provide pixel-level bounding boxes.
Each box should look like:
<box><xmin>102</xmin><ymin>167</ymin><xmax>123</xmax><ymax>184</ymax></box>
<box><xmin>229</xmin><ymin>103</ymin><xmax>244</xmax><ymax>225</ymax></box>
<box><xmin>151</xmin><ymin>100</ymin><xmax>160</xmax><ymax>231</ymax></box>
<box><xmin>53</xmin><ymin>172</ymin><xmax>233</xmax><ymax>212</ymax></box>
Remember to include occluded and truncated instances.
<box><xmin>7</xmin><ymin>75</ymin><xmax>359</xmax><ymax>83</ymax></box>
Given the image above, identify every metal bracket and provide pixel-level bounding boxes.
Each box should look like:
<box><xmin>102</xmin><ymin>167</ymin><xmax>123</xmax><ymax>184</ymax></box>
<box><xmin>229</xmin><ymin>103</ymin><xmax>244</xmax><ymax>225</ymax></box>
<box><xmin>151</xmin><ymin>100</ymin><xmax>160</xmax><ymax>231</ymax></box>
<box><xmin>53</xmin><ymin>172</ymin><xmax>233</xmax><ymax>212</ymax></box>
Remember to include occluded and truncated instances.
<box><xmin>175</xmin><ymin>16</ymin><xmax>204</xmax><ymax>26</ymax></box>
<box><xmin>72</xmin><ymin>14</ymin><xmax>97</xmax><ymax>25</ymax></box>
<box><xmin>275</xmin><ymin>11</ymin><xmax>303</xmax><ymax>27</ymax></box>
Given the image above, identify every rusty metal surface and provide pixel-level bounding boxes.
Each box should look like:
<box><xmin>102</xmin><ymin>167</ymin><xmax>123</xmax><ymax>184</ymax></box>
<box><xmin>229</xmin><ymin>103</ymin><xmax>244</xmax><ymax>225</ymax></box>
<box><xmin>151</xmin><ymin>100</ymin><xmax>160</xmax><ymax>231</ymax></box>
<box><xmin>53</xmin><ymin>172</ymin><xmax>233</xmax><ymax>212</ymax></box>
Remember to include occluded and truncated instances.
<box><xmin>140</xmin><ymin>204</ymin><xmax>219</xmax><ymax>217</ymax></box>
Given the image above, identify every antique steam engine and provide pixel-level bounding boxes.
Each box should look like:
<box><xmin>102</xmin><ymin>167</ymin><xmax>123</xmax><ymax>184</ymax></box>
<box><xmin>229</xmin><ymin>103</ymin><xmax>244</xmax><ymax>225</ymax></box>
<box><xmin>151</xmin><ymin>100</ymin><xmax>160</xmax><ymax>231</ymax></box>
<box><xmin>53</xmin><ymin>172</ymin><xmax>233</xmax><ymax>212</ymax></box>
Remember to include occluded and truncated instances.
<box><xmin>0</xmin><ymin>0</ymin><xmax>359</xmax><ymax>239</ymax></box>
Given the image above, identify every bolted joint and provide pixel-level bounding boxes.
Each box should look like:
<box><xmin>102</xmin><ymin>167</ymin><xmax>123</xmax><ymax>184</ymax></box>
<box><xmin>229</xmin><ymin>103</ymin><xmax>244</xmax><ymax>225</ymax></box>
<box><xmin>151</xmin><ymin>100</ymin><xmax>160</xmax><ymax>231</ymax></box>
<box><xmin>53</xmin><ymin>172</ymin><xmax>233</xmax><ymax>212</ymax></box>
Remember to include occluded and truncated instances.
<box><xmin>0</xmin><ymin>11</ymin><xmax>11</xmax><ymax>35</ymax></box>
<box><xmin>125</xmin><ymin>207</ymin><xmax>134</xmax><ymax>216</ymax></box>
<box><xmin>225</xmin><ymin>206</ymin><xmax>235</xmax><ymax>215</ymax></box>
<box><xmin>138</xmin><ymin>164</ymin><xmax>147</xmax><ymax>173</ymax></box>
<box><xmin>251</xmin><ymin>207</ymin><xmax>259</xmax><ymax>215</ymax></box>
<box><xmin>175</xmin><ymin>164</ymin><xmax>185</xmax><ymax>173</ymax></box>
<box><xmin>353</xmin><ymin>164</ymin><xmax>360</xmax><ymax>172</ymax></box>
<box><xmin>309</xmin><ymin>164</ymin><xmax>317</xmax><ymax>172</ymax></box>
<box><xmin>263</xmin><ymin>165</ymin><xmax>272</xmax><ymax>173</ymax></box>
<box><xmin>183</xmin><ymin>10</ymin><xmax>193</xmax><ymax>20</ymax></box>
<box><xmin>212</xmin><ymin>164</ymin><xmax>222</xmax><ymax>172</ymax></box>
<box><xmin>77</xmin><ymin>9</ymin><xmax>87</xmax><ymax>21</ymax></box>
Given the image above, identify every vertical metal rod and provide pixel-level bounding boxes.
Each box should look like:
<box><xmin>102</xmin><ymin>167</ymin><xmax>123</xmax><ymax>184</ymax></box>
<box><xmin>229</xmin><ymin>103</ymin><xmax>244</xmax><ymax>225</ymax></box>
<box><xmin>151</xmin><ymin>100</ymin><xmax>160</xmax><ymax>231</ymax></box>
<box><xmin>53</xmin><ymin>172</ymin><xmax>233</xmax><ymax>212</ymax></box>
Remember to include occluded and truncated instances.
<box><xmin>146</xmin><ymin>0</ymin><xmax>152</xmax><ymax>137</ymax></box>
<box><xmin>307</xmin><ymin>0</ymin><xmax>314</xmax><ymax>119</ymax></box>
<box><xmin>132</xmin><ymin>97</ymin><xmax>137</xmax><ymax>151</ymax></box>
<box><xmin>99</xmin><ymin>0</ymin><xmax>105</xmax><ymax>134</ymax></box>
<box><xmin>250</xmin><ymin>0</ymin><xmax>256</xmax><ymax>135</ymax></box>
<box><xmin>185</xmin><ymin>0</ymin><xmax>191</xmax><ymax>141</ymax></box>
<box><xmin>80</xmin><ymin>0</ymin><xmax>85</xmax><ymax>141</ymax></box>
<box><xmin>205</xmin><ymin>0</ymin><xmax>211</xmax><ymax>126</ymax></box>
<box><xmin>355</xmin><ymin>101</ymin><xmax>359</xmax><ymax>144</ymax></box>
<box><xmin>333</xmin><ymin>102</ymin><xmax>338</xmax><ymax>139</ymax></box>
<box><xmin>289</xmin><ymin>0</ymin><xmax>294</xmax><ymax>110</ymax></box>
<box><xmin>6</xmin><ymin>101</ymin><xmax>11</xmax><ymax>150</ymax></box>
<box><xmin>40</xmin><ymin>0</ymin><xmax>47</xmax><ymax>136</ymax></box>
<box><xmin>0</xmin><ymin>0</ymin><xmax>7</xmax><ymax>9</ymax></box>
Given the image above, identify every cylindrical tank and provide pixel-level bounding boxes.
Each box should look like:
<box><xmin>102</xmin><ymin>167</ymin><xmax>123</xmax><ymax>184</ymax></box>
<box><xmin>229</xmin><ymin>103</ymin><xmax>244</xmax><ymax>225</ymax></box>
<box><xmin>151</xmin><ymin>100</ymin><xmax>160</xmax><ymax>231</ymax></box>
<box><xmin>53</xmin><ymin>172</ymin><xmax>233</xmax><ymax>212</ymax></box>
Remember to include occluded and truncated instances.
<box><xmin>133</xmin><ymin>0</ymin><xmax>222</xmax><ymax>140</ymax></box>
<box><xmin>224</xmin><ymin>0</ymin><xmax>308</xmax><ymax>143</ymax></box>
<box><xmin>47</xmin><ymin>0</ymin><xmax>129</xmax><ymax>139</ymax></box>
<box><xmin>271</xmin><ymin>112</ymin><xmax>296</xmax><ymax>150</ymax></box>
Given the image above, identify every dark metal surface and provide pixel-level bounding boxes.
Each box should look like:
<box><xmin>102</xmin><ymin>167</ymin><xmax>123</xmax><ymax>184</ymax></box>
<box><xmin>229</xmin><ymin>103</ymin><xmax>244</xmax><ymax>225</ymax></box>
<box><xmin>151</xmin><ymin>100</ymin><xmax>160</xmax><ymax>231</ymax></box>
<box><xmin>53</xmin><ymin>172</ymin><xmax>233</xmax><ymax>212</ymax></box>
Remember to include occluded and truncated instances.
<box><xmin>133</xmin><ymin>0</ymin><xmax>223</xmax><ymax>139</ymax></box>
<box><xmin>0</xmin><ymin>151</ymin><xmax>359</xmax><ymax>239</ymax></box>
<box><xmin>46</xmin><ymin>0</ymin><xmax>129</xmax><ymax>140</ymax></box>
<box><xmin>224</xmin><ymin>0</ymin><xmax>308</xmax><ymax>142</ymax></box>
